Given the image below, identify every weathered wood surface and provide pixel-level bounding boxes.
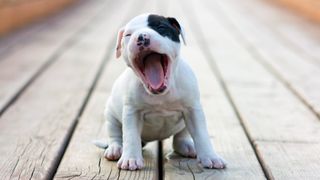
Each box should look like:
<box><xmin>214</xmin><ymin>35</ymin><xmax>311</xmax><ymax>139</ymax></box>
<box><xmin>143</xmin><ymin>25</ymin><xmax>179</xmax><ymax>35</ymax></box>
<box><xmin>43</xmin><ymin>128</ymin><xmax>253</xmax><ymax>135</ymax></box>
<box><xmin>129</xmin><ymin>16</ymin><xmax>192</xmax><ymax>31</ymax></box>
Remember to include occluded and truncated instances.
<box><xmin>214</xmin><ymin>0</ymin><xmax>320</xmax><ymax>118</ymax></box>
<box><xmin>161</xmin><ymin>1</ymin><xmax>265</xmax><ymax>179</ymax></box>
<box><xmin>232</xmin><ymin>0</ymin><xmax>320</xmax><ymax>65</ymax></box>
<box><xmin>190</xmin><ymin>0</ymin><xmax>320</xmax><ymax>179</ymax></box>
<box><xmin>0</xmin><ymin>0</ymin><xmax>122</xmax><ymax>179</ymax></box>
<box><xmin>55</xmin><ymin>0</ymin><xmax>161</xmax><ymax>179</ymax></box>
<box><xmin>0</xmin><ymin>0</ymin><xmax>319</xmax><ymax>179</ymax></box>
<box><xmin>162</xmin><ymin>43</ymin><xmax>266</xmax><ymax>179</ymax></box>
<box><xmin>0</xmin><ymin>0</ymin><xmax>107</xmax><ymax>115</ymax></box>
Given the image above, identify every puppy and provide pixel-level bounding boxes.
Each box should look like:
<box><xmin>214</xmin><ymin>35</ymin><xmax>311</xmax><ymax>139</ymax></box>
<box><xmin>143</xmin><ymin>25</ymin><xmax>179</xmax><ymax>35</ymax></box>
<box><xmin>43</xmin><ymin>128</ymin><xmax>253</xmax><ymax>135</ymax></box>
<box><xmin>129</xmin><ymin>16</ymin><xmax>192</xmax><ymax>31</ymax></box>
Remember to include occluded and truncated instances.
<box><xmin>98</xmin><ymin>13</ymin><xmax>226</xmax><ymax>170</ymax></box>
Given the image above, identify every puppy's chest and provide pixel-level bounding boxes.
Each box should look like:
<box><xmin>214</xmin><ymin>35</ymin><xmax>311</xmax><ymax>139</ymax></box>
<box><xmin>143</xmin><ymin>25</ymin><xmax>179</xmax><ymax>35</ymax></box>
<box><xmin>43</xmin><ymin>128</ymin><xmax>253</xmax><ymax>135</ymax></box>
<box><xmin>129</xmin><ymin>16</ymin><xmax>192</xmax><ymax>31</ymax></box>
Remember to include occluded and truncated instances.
<box><xmin>141</xmin><ymin>105</ymin><xmax>185</xmax><ymax>136</ymax></box>
<box><xmin>143</xmin><ymin>109</ymin><xmax>183</xmax><ymax>122</ymax></box>
<box><xmin>141</xmin><ymin>102</ymin><xmax>184</xmax><ymax>122</ymax></box>
<box><xmin>141</xmin><ymin>107</ymin><xmax>184</xmax><ymax>141</ymax></box>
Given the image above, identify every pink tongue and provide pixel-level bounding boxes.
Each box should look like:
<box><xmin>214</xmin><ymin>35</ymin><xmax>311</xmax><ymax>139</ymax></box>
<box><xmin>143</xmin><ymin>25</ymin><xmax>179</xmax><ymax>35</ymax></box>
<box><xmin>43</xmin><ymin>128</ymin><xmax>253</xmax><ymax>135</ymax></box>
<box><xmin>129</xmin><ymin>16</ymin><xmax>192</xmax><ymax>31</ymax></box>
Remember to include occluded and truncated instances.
<box><xmin>144</xmin><ymin>53</ymin><xmax>164</xmax><ymax>90</ymax></box>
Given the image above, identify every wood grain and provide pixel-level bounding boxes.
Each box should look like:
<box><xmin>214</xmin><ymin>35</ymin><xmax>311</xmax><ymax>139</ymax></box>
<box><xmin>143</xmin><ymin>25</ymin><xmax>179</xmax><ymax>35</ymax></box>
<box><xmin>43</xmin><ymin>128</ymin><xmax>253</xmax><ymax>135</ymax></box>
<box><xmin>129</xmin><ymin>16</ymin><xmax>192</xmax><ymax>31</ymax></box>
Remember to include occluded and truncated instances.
<box><xmin>0</xmin><ymin>1</ymin><xmax>121</xmax><ymax>178</ymax></box>
<box><xmin>226</xmin><ymin>0</ymin><xmax>320</xmax><ymax>66</ymax></box>
<box><xmin>161</xmin><ymin>1</ymin><xmax>266</xmax><ymax>179</ymax></box>
<box><xmin>192</xmin><ymin>0</ymin><xmax>320</xmax><ymax>142</ymax></box>
<box><xmin>193</xmin><ymin>0</ymin><xmax>320</xmax><ymax>178</ymax></box>
<box><xmin>0</xmin><ymin>0</ymin><xmax>107</xmax><ymax>115</ymax></box>
<box><xmin>0</xmin><ymin>0</ymin><xmax>319</xmax><ymax>179</ymax></box>
<box><xmin>255</xmin><ymin>142</ymin><xmax>320</xmax><ymax>179</ymax></box>
<box><xmin>214</xmin><ymin>0</ymin><xmax>320</xmax><ymax>118</ymax></box>
<box><xmin>55</xmin><ymin>0</ymin><xmax>161</xmax><ymax>179</ymax></box>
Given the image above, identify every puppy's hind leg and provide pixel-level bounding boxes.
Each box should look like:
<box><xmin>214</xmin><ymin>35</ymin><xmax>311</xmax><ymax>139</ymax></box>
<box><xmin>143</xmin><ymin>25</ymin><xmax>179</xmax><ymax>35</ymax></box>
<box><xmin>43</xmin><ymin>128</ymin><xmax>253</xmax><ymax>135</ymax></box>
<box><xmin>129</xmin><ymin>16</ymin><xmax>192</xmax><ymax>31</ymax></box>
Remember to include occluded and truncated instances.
<box><xmin>104</xmin><ymin>113</ymin><xmax>123</xmax><ymax>161</ymax></box>
<box><xmin>173</xmin><ymin>127</ymin><xmax>196</xmax><ymax>158</ymax></box>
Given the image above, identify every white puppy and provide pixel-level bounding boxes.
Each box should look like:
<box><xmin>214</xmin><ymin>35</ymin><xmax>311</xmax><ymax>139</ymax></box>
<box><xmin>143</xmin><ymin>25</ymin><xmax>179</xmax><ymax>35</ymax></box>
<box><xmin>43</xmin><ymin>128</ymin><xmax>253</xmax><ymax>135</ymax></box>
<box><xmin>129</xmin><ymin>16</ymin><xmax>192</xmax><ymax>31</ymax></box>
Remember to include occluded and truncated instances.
<box><xmin>98</xmin><ymin>13</ymin><xmax>226</xmax><ymax>170</ymax></box>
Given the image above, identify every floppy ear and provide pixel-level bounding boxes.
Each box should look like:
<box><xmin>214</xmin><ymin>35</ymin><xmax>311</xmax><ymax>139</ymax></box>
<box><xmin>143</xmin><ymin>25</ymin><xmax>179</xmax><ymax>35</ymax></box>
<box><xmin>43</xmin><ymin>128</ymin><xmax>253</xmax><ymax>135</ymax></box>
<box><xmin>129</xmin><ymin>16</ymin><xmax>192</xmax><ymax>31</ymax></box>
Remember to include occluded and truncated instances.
<box><xmin>167</xmin><ymin>17</ymin><xmax>186</xmax><ymax>45</ymax></box>
<box><xmin>116</xmin><ymin>27</ymin><xmax>125</xmax><ymax>58</ymax></box>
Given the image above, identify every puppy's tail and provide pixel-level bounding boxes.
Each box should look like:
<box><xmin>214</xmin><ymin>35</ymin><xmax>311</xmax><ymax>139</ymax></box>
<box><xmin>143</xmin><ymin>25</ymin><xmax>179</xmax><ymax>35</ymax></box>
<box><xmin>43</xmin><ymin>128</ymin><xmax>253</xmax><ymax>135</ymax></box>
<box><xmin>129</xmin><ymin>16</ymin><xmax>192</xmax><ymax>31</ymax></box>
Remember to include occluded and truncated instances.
<box><xmin>92</xmin><ymin>139</ymin><xmax>108</xmax><ymax>149</ymax></box>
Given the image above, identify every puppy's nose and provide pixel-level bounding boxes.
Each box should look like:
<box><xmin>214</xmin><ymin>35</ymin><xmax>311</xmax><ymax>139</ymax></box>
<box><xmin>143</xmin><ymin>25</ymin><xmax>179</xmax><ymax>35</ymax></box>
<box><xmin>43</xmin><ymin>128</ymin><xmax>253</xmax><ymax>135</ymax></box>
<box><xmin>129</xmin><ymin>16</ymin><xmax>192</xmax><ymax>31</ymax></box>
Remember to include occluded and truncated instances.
<box><xmin>137</xmin><ymin>33</ymin><xmax>150</xmax><ymax>47</ymax></box>
<box><xmin>138</xmin><ymin>34</ymin><xmax>144</xmax><ymax>42</ymax></box>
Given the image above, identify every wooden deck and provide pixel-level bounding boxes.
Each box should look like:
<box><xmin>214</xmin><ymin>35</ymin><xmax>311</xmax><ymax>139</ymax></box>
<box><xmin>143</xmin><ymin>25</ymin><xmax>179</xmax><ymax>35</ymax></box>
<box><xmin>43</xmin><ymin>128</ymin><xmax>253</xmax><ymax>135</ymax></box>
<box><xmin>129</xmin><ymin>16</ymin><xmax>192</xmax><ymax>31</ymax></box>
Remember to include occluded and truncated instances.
<box><xmin>0</xmin><ymin>0</ymin><xmax>320</xmax><ymax>179</ymax></box>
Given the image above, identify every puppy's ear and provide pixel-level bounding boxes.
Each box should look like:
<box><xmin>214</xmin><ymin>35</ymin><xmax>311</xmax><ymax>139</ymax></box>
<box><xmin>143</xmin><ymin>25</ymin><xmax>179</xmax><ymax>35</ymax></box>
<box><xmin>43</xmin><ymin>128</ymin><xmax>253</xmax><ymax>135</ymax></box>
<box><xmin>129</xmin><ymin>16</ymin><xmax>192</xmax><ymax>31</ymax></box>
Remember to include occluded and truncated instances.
<box><xmin>116</xmin><ymin>27</ymin><xmax>125</xmax><ymax>58</ymax></box>
<box><xmin>167</xmin><ymin>17</ymin><xmax>186</xmax><ymax>45</ymax></box>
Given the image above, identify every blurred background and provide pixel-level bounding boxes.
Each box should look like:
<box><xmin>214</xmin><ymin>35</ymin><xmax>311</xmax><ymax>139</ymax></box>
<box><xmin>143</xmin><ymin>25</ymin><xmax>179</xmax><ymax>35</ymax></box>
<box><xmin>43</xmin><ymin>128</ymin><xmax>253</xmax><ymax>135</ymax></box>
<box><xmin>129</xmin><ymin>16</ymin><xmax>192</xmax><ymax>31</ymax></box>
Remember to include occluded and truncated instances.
<box><xmin>0</xmin><ymin>0</ymin><xmax>76</xmax><ymax>35</ymax></box>
<box><xmin>0</xmin><ymin>0</ymin><xmax>319</xmax><ymax>36</ymax></box>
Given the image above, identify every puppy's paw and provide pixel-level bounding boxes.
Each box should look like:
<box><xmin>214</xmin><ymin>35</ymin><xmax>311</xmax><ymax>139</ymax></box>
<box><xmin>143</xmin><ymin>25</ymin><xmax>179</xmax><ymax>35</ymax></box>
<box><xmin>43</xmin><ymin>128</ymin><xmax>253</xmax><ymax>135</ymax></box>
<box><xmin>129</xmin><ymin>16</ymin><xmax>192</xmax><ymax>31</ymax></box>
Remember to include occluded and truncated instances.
<box><xmin>104</xmin><ymin>143</ymin><xmax>122</xmax><ymax>161</ymax></box>
<box><xmin>198</xmin><ymin>155</ymin><xmax>227</xmax><ymax>169</ymax></box>
<box><xmin>173</xmin><ymin>138</ymin><xmax>197</xmax><ymax>158</ymax></box>
<box><xmin>117</xmin><ymin>156</ymin><xmax>144</xmax><ymax>170</ymax></box>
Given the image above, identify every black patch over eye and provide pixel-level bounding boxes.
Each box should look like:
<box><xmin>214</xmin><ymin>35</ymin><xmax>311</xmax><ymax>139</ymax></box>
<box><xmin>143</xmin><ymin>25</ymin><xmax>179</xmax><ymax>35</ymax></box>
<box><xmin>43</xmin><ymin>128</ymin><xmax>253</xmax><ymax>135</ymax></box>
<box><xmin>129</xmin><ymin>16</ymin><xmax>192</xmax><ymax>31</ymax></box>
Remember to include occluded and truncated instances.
<box><xmin>147</xmin><ymin>14</ymin><xmax>180</xmax><ymax>43</ymax></box>
<box><xmin>167</xmin><ymin>17</ymin><xmax>181</xmax><ymax>33</ymax></box>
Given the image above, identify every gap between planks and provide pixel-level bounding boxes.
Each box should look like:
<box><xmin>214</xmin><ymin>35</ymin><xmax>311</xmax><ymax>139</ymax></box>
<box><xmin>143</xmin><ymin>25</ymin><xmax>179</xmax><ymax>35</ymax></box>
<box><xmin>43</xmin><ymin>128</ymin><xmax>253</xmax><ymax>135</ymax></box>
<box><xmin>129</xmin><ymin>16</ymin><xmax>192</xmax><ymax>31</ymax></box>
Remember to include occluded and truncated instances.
<box><xmin>159</xmin><ymin>0</ymin><xmax>266</xmax><ymax>179</ymax></box>
<box><xmin>191</xmin><ymin>0</ymin><xmax>320</xmax><ymax>179</ymax></box>
<box><xmin>55</xmin><ymin>0</ymin><xmax>162</xmax><ymax>179</ymax></box>
<box><xmin>207</xmin><ymin>0</ymin><xmax>320</xmax><ymax>121</ymax></box>
<box><xmin>0</xmin><ymin>0</ymin><xmax>88</xmax><ymax>60</ymax></box>
<box><xmin>48</xmin><ymin>36</ymin><xmax>116</xmax><ymax>179</ymax></box>
<box><xmin>247</xmin><ymin>0</ymin><xmax>320</xmax><ymax>68</ymax></box>
<box><xmin>0</xmin><ymin>0</ymin><xmax>113</xmax><ymax>117</ymax></box>
<box><xmin>180</xmin><ymin>0</ymin><xmax>272</xmax><ymax>179</ymax></box>
<box><xmin>0</xmin><ymin>0</ymin><xmax>124</xmax><ymax>179</ymax></box>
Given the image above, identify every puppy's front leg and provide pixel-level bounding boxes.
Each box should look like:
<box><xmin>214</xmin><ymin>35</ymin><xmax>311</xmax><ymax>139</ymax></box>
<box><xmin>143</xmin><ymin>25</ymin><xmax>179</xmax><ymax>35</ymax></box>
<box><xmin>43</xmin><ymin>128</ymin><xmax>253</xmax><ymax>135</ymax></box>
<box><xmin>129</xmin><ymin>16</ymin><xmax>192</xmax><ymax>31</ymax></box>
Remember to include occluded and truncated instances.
<box><xmin>184</xmin><ymin>104</ymin><xmax>226</xmax><ymax>169</ymax></box>
<box><xmin>117</xmin><ymin>105</ymin><xmax>144</xmax><ymax>170</ymax></box>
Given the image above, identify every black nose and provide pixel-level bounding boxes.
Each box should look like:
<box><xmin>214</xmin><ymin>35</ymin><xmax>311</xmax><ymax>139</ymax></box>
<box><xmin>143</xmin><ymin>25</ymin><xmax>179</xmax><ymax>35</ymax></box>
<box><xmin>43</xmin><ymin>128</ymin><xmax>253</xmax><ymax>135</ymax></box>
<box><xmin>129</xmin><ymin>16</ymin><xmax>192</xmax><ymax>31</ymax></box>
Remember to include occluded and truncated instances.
<box><xmin>138</xmin><ymin>34</ymin><xmax>144</xmax><ymax>42</ymax></box>
<box><xmin>137</xmin><ymin>33</ymin><xmax>150</xmax><ymax>47</ymax></box>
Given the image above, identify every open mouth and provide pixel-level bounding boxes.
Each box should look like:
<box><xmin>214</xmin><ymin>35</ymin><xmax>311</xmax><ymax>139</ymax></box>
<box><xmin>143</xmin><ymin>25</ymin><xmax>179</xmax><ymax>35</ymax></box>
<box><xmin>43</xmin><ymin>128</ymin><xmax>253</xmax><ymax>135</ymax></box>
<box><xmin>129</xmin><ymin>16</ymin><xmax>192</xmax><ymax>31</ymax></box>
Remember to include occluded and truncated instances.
<box><xmin>134</xmin><ymin>51</ymin><xmax>169</xmax><ymax>94</ymax></box>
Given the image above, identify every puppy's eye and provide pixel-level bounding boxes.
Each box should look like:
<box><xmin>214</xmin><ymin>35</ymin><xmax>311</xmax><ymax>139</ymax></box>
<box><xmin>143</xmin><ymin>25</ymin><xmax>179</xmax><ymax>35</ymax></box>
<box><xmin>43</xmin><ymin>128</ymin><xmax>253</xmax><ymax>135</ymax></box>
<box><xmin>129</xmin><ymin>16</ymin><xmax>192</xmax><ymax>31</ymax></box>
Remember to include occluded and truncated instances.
<box><xmin>124</xmin><ymin>34</ymin><xmax>131</xmax><ymax>37</ymax></box>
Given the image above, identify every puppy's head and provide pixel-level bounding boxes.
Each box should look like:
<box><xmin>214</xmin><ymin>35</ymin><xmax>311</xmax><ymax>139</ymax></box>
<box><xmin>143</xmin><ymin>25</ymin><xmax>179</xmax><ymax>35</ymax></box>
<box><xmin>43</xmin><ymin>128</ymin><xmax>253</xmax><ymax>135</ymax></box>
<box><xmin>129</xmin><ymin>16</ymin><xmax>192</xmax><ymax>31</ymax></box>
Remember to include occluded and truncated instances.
<box><xmin>116</xmin><ymin>13</ymin><xmax>186</xmax><ymax>95</ymax></box>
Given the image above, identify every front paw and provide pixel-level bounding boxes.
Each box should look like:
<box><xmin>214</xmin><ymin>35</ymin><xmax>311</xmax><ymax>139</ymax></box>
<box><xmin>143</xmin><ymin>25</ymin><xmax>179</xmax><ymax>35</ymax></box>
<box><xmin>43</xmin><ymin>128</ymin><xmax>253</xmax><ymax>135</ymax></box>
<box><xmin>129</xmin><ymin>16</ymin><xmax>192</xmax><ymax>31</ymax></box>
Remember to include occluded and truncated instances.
<box><xmin>117</xmin><ymin>155</ymin><xmax>144</xmax><ymax>170</ymax></box>
<box><xmin>198</xmin><ymin>154</ymin><xmax>227</xmax><ymax>169</ymax></box>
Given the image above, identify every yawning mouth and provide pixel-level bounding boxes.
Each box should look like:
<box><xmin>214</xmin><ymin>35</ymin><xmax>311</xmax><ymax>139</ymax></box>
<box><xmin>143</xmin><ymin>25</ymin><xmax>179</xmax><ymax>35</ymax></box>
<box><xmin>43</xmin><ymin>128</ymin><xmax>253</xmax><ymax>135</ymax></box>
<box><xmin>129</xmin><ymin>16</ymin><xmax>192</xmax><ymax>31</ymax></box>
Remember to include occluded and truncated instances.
<box><xmin>134</xmin><ymin>51</ymin><xmax>170</xmax><ymax>94</ymax></box>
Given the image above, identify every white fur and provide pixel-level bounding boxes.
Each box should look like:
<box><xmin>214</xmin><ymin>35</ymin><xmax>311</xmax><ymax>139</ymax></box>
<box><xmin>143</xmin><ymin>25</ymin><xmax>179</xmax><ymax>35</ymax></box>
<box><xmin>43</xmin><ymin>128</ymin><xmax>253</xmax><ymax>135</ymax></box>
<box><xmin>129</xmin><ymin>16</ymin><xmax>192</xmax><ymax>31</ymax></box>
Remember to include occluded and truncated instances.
<box><xmin>102</xmin><ymin>14</ymin><xmax>226</xmax><ymax>170</ymax></box>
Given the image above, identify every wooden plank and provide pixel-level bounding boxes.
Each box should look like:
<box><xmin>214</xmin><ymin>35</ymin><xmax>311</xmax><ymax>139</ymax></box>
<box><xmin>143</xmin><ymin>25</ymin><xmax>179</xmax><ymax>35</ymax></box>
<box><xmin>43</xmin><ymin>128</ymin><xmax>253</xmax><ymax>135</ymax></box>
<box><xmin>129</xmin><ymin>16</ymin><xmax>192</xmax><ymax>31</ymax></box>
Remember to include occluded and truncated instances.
<box><xmin>55</xmin><ymin>0</ymin><xmax>161</xmax><ymax>179</ymax></box>
<box><xmin>53</xmin><ymin>50</ymin><xmax>128</xmax><ymax>179</ymax></box>
<box><xmin>229</xmin><ymin>0</ymin><xmax>320</xmax><ymax>66</ymax></box>
<box><xmin>202</xmin><ymin>0</ymin><xmax>320</xmax><ymax>142</ymax></box>
<box><xmin>255</xmin><ymin>142</ymin><xmax>320</xmax><ymax>179</ymax></box>
<box><xmin>0</xmin><ymin>1</ymin><xmax>123</xmax><ymax>179</ymax></box>
<box><xmin>0</xmin><ymin>0</ymin><xmax>107</xmax><ymax>115</ymax></box>
<box><xmin>161</xmin><ymin>1</ymin><xmax>266</xmax><ymax>179</ymax></box>
<box><xmin>190</xmin><ymin>0</ymin><xmax>320</xmax><ymax>178</ymax></box>
<box><xmin>212</xmin><ymin>0</ymin><xmax>320</xmax><ymax>118</ymax></box>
